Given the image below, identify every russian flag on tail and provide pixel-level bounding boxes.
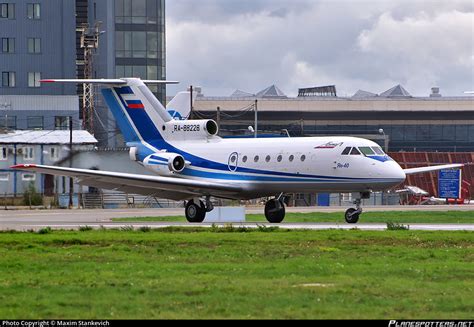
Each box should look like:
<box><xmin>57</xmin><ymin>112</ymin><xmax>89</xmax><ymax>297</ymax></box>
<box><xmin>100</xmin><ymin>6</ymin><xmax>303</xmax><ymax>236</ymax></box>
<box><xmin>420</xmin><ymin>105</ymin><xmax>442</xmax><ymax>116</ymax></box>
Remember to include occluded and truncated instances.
<box><xmin>126</xmin><ymin>100</ymin><xmax>145</xmax><ymax>109</ymax></box>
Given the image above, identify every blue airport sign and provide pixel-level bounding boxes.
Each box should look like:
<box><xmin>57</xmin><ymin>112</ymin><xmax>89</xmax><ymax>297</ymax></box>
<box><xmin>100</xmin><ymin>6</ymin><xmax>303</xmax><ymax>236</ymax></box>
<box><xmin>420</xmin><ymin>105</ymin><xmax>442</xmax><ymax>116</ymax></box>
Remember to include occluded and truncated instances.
<box><xmin>438</xmin><ymin>169</ymin><xmax>461</xmax><ymax>199</ymax></box>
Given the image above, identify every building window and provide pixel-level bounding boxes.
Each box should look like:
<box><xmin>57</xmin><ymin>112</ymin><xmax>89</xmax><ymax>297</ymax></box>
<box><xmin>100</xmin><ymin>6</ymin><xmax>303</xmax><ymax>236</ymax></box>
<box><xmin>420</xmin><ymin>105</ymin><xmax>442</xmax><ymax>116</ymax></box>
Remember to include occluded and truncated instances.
<box><xmin>27</xmin><ymin>116</ymin><xmax>43</xmax><ymax>129</ymax></box>
<box><xmin>22</xmin><ymin>173</ymin><xmax>36</xmax><ymax>181</ymax></box>
<box><xmin>28</xmin><ymin>72</ymin><xmax>41</xmax><ymax>87</ymax></box>
<box><xmin>50</xmin><ymin>146</ymin><xmax>59</xmax><ymax>160</ymax></box>
<box><xmin>23</xmin><ymin>147</ymin><xmax>34</xmax><ymax>160</ymax></box>
<box><xmin>1</xmin><ymin>38</ymin><xmax>15</xmax><ymax>53</ymax></box>
<box><xmin>27</xmin><ymin>38</ymin><xmax>41</xmax><ymax>53</ymax></box>
<box><xmin>0</xmin><ymin>173</ymin><xmax>9</xmax><ymax>181</ymax></box>
<box><xmin>0</xmin><ymin>3</ymin><xmax>15</xmax><ymax>19</ymax></box>
<box><xmin>55</xmin><ymin>116</ymin><xmax>70</xmax><ymax>130</ymax></box>
<box><xmin>115</xmin><ymin>65</ymin><xmax>146</xmax><ymax>79</ymax></box>
<box><xmin>0</xmin><ymin>116</ymin><xmax>16</xmax><ymax>129</ymax></box>
<box><xmin>2</xmin><ymin>71</ymin><xmax>15</xmax><ymax>87</ymax></box>
<box><xmin>0</xmin><ymin>147</ymin><xmax>7</xmax><ymax>160</ymax></box>
<box><xmin>27</xmin><ymin>3</ymin><xmax>40</xmax><ymax>19</ymax></box>
<box><xmin>115</xmin><ymin>0</ymin><xmax>147</xmax><ymax>24</ymax></box>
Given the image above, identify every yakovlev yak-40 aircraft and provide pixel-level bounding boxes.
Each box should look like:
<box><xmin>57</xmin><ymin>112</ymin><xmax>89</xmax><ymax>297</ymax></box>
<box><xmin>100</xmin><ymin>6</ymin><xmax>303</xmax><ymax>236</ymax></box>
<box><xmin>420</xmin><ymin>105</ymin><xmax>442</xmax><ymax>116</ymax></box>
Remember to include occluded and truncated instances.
<box><xmin>13</xmin><ymin>78</ymin><xmax>463</xmax><ymax>223</ymax></box>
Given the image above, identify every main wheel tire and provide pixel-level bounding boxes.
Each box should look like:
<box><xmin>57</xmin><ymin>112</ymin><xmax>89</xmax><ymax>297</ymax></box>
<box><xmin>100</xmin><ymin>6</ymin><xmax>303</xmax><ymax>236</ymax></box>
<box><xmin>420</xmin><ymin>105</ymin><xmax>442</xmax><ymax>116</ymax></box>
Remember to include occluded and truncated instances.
<box><xmin>185</xmin><ymin>200</ymin><xmax>206</xmax><ymax>223</ymax></box>
<box><xmin>345</xmin><ymin>208</ymin><xmax>360</xmax><ymax>224</ymax></box>
<box><xmin>264</xmin><ymin>199</ymin><xmax>286</xmax><ymax>223</ymax></box>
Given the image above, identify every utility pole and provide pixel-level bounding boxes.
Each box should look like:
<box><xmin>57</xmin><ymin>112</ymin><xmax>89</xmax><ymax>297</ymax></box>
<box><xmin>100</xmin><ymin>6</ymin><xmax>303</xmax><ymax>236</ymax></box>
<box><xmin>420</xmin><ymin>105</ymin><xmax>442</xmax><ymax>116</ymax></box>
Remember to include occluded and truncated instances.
<box><xmin>68</xmin><ymin>116</ymin><xmax>73</xmax><ymax>209</ymax></box>
<box><xmin>254</xmin><ymin>99</ymin><xmax>258</xmax><ymax>138</ymax></box>
<box><xmin>189</xmin><ymin>85</ymin><xmax>193</xmax><ymax>120</ymax></box>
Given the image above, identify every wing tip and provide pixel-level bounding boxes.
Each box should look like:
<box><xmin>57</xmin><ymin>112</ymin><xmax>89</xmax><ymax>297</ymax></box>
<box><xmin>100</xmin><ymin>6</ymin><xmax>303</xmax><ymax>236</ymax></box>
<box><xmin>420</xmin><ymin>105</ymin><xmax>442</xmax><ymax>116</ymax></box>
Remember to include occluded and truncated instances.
<box><xmin>10</xmin><ymin>164</ymin><xmax>37</xmax><ymax>169</ymax></box>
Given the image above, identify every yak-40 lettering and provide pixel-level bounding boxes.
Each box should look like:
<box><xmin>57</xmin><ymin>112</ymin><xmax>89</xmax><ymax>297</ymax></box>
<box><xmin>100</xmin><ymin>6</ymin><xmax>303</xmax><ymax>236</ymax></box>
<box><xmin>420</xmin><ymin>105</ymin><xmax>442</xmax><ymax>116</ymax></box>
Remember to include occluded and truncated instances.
<box><xmin>12</xmin><ymin>78</ymin><xmax>464</xmax><ymax>224</ymax></box>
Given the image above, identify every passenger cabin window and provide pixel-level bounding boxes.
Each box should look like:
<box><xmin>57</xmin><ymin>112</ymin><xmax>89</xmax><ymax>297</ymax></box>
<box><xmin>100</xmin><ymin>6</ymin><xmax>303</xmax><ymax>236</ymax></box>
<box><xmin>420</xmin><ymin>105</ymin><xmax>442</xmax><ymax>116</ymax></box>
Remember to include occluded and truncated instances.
<box><xmin>350</xmin><ymin>148</ymin><xmax>361</xmax><ymax>155</ymax></box>
<box><xmin>359</xmin><ymin>147</ymin><xmax>375</xmax><ymax>156</ymax></box>
<box><xmin>341</xmin><ymin>147</ymin><xmax>351</xmax><ymax>155</ymax></box>
<box><xmin>289</xmin><ymin>155</ymin><xmax>294</xmax><ymax>162</ymax></box>
<box><xmin>242</xmin><ymin>155</ymin><xmax>247</xmax><ymax>163</ymax></box>
<box><xmin>372</xmin><ymin>147</ymin><xmax>384</xmax><ymax>155</ymax></box>
<box><xmin>254</xmin><ymin>155</ymin><xmax>259</xmax><ymax>162</ymax></box>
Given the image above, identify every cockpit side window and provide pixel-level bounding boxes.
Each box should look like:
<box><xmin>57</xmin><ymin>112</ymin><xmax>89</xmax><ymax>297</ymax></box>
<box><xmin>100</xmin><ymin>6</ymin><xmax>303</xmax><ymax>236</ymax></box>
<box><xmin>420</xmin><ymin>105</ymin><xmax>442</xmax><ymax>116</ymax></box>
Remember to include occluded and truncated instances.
<box><xmin>371</xmin><ymin>147</ymin><xmax>385</xmax><ymax>155</ymax></box>
<box><xmin>341</xmin><ymin>147</ymin><xmax>351</xmax><ymax>155</ymax></box>
<box><xmin>359</xmin><ymin>147</ymin><xmax>375</xmax><ymax>156</ymax></box>
<box><xmin>350</xmin><ymin>147</ymin><xmax>361</xmax><ymax>155</ymax></box>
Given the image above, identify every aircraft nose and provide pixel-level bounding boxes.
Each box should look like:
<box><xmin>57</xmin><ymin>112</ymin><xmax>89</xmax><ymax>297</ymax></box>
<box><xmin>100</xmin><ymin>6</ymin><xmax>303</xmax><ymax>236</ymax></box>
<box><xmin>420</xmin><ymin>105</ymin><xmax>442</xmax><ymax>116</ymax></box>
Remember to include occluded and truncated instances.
<box><xmin>392</xmin><ymin>162</ymin><xmax>406</xmax><ymax>182</ymax></box>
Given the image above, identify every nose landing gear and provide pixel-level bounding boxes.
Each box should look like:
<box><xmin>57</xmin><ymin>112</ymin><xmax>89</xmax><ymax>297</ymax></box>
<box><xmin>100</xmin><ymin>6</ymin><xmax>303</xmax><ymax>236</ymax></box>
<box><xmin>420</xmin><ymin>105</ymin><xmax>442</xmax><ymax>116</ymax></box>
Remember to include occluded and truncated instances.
<box><xmin>344</xmin><ymin>192</ymin><xmax>370</xmax><ymax>224</ymax></box>
<box><xmin>345</xmin><ymin>199</ymin><xmax>362</xmax><ymax>224</ymax></box>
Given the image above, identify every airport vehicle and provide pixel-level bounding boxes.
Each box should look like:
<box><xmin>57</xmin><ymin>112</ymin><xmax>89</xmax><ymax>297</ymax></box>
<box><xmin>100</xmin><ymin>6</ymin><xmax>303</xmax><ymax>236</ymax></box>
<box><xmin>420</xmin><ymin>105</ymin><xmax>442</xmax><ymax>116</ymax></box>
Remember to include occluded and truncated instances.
<box><xmin>12</xmin><ymin>78</ymin><xmax>463</xmax><ymax>223</ymax></box>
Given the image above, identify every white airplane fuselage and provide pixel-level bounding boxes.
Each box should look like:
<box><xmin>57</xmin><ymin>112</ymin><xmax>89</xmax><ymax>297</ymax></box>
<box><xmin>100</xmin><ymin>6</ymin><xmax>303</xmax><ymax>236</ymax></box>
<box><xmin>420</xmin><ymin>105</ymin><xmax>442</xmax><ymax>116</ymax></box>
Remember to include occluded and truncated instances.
<box><xmin>139</xmin><ymin>135</ymin><xmax>406</xmax><ymax>199</ymax></box>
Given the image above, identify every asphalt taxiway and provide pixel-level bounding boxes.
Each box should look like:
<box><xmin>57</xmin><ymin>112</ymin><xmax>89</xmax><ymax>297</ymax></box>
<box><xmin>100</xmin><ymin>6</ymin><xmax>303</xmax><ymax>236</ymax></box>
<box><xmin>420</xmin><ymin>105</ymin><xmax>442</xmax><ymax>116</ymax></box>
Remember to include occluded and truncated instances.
<box><xmin>0</xmin><ymin>206</ymin><xmax>474</xmax><ymax>231</ymax></box>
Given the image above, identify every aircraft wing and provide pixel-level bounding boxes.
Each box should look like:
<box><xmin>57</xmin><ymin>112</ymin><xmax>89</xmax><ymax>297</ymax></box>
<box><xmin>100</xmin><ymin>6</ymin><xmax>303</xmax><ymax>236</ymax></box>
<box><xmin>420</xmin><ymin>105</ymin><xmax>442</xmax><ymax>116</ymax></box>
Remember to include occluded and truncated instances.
<box><xmin>403</xmin><ymin>164</ymin><xmax>464</xmax><ymax>175</ymax></box>
<box><xmin>12</xmin><ymin>164</ymin><xmax>242</xmax><ymax>201</ymax></box>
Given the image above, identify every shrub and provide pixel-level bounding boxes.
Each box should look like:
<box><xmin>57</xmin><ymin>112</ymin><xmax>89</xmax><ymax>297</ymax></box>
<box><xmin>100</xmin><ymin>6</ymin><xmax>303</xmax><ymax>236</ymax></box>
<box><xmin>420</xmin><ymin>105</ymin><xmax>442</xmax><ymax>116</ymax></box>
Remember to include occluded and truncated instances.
<box><xmin>37</xmin><ymin>227</ymin><xmax>52</xmax><ymax>234</ymax></box>
<box><xmin>23</xmin><ymin>182</ymin><xmax>43</xmax><ymax>206</ymax></box>
<box><xmin>386</xmin><ymin>222</ymin><xmax>410</xmax><ymax>231</ymax></box>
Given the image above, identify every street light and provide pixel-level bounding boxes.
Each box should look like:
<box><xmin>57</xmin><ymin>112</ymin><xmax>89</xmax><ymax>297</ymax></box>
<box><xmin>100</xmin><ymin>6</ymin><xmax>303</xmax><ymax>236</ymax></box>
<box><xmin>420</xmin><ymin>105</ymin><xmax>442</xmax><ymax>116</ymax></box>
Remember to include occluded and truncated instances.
<box><xmin>379</xmin><ymin>128</ymin><xmax>388</xmax><ymax>152</ymax></box>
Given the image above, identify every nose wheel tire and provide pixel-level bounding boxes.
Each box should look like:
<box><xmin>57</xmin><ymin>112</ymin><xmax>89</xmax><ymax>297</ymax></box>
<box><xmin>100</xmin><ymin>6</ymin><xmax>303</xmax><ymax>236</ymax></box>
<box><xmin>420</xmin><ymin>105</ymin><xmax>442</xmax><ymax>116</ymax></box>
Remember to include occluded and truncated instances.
<box><xmin>345</xmin><ymin>208</ymin><xmax>360</xmax><ymax>224</ymax></box>
<box><xmin>265</xmin><ymin>199</ymin><xmax>286</xmax><ymax>223</ymax></box>
<box><xmin>185</xmin><ymin>200</ymin><xmax>206</xmax><ymax>223</ymax></box>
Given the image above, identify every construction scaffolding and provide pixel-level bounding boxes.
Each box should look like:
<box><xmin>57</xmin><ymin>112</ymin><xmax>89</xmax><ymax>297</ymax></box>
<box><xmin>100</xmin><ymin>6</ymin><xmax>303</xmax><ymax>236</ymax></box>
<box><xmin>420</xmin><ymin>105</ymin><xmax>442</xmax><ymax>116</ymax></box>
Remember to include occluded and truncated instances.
<box><xmin>76</xmin><ymin>22</ymin><xmax>101</xmax><ymax>134</ymax></box>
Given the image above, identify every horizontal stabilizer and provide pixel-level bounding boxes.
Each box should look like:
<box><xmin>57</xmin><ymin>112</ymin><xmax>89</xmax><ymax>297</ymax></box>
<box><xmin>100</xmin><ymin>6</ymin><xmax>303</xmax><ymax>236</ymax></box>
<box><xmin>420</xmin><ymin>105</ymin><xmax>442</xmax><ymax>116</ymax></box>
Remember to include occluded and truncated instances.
<box><xmin>40</xmin><ymin>79</ymin><xmax>179</xmax><ymax>85</ymax></box>
<box><xmin>403</xmin><ymin>164</ymin><xmax>464</xmax><ymax>175</ymax></box>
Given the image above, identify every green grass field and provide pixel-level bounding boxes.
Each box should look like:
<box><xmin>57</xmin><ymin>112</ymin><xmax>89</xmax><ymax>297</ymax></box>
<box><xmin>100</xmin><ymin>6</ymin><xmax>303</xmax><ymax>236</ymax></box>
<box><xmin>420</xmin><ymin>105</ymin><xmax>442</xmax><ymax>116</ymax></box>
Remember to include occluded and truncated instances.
<box><xmin>0</xmin><ymin>228</ymin><xmax>472</xmax><ymax>319</ymax></box>
<box><xmin>112</xmin><ymin>210</ymin><xmax>474</xmax><ymax>224</ymax></box>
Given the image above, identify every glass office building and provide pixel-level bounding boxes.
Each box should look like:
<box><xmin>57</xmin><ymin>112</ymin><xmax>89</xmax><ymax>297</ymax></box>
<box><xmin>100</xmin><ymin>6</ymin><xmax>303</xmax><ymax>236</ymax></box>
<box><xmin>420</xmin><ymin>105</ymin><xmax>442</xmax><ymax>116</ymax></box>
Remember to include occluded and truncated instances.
<box><xmin>114</xmin><ymin>0</ymin><xmax>166</xmax><ymax>102</ymax></box>
<box><xmin>92</xmin><ymin>0</ymin><xmax>166</xmax><ymax>146</ymax></box>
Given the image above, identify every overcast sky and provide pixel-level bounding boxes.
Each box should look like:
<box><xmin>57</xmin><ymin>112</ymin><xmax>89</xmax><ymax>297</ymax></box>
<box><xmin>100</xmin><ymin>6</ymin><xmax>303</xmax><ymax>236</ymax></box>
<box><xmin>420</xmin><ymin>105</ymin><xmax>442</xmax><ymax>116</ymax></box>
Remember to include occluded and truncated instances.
<box><xmin>166</xmin><ymin>0</ymin><xmax>473</xmax><ymax>97</ymax></box>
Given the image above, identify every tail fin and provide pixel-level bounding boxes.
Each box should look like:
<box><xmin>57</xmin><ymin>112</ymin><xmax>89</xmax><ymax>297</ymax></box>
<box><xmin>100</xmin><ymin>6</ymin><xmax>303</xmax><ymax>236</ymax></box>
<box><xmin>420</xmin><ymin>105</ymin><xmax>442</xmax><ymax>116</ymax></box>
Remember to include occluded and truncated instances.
<box><xmin>41</xmin><ymin>78</ymin><xmax>178</xmax><ymax>144</ymax></box>
<box><xmin>166</xmin><ymin>89</ymin><xmax>197</xmax><ymax>121</ymax></box>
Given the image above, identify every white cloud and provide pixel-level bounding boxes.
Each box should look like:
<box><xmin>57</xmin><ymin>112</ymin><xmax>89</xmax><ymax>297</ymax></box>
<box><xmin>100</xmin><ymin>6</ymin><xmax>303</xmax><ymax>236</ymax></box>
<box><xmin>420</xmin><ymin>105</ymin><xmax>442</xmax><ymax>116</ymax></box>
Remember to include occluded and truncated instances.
<box><xmin>166</xmin><ymin>1</ymin><xmax>474</xmax><ymax>97</ymax></box>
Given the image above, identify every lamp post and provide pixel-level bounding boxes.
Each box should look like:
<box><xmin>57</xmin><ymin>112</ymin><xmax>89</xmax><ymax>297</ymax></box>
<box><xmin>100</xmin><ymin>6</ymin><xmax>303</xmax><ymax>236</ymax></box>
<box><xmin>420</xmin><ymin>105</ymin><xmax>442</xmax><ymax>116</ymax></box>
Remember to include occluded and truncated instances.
<box><xmin>379</xmin><ymin>128</ymin><xmax>388</xmax><ymax>152</ymax></box>
<box><xmin>254</xmin><ymin>99</ymin><xmax>258</xmax><ymax>138</ymax></box>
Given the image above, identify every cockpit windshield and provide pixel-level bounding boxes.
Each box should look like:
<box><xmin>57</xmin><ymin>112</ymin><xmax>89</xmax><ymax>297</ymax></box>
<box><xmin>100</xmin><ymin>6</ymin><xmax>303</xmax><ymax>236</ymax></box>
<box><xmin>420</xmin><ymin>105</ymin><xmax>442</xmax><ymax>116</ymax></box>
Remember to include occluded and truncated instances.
<box><xmin>359</xmin><ymin>147</ymin><xmax>375</xmax><ymax>156</ymax></box>
<box><xmin>341</xmin><ymin>146</ymin><xmax>385</xmax><ymax>156</ymax></box>
<box><xmin>371</xmin><ymin>147</ymin><xmax>385</xmax><ymax>155</ymax></box>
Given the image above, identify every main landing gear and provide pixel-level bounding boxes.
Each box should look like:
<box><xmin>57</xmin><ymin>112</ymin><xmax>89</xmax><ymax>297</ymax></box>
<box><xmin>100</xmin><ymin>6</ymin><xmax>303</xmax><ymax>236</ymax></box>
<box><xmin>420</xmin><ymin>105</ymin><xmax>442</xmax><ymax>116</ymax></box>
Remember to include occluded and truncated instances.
<box><xmin>264</xmin><ymin>198</ymin><xmax>286</xmax><ymax>223</ymax></box>
<box><xmin>344</xmin><ymin>192</ymin><xmax>370</xmax><ymax>224</ymax></box>
<box><xmin>185</xmin><ymin>197</ymin><xmax>214</xmax><ymax>223</ymax></box>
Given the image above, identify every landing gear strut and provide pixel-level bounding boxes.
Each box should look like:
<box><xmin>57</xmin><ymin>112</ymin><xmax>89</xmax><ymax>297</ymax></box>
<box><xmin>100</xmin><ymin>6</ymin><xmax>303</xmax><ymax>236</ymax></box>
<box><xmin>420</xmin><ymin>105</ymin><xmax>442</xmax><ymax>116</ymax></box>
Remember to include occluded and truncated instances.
<box><xmin>344</xmin><ymin>192</ymin><xmax>370</xmax><ymax>224</ymax></box>
<box><xmin>264</xmin><ymin>198</ymin><xmax>286</xmax><ymax>223</ymax></box>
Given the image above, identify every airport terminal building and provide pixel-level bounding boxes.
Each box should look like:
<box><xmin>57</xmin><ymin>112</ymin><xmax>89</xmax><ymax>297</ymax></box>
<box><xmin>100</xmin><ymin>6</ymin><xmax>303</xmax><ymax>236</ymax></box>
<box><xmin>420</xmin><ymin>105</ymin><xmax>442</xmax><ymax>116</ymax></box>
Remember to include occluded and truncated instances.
<box><xmin>192</xmin><ymin>85</ymin><xmax>474</xmax><ymax>153</ymax></box>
